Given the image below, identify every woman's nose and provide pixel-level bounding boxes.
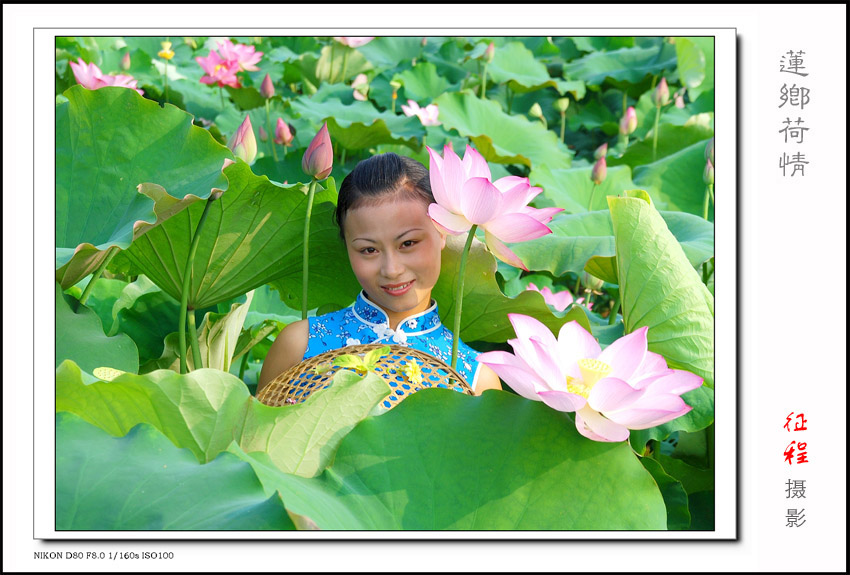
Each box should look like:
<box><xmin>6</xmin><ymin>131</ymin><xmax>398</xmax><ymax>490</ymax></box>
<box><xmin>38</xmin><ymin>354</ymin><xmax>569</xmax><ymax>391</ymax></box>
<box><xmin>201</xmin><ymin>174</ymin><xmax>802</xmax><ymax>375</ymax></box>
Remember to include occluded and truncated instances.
<box><xmin>381</xmin><ymin>252</ymin><xmax>404</xmax><ymax>278</ymax></box>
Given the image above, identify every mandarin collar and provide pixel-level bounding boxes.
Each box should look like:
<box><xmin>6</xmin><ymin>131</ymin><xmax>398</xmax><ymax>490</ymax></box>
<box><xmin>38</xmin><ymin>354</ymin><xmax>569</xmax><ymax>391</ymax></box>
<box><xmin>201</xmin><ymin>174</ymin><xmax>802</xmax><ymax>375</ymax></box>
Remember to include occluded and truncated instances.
<box><xmin>352</xmin><ymin>291</ymin><xmax>442</xmax><ymax>335</ymax></box>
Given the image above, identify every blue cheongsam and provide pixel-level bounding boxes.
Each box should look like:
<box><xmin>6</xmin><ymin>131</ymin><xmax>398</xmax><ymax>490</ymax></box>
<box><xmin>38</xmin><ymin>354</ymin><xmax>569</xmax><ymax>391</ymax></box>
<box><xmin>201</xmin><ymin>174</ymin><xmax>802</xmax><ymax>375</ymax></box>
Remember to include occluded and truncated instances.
<box><xmin>305</xmin><ymin>291</ymin><xmax>482</xmax><ymax>390</ymax></box>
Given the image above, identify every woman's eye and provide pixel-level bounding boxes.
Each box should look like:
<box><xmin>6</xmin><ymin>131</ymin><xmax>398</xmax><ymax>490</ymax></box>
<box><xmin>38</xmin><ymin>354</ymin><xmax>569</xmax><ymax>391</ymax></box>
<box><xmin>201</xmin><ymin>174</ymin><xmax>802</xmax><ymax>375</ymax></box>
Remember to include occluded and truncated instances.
<box><xmin>401</xmin><ymin>240</ymin><xmax>417</xmax><ymax>248</ymax></box>
<box><xmin>360</xmin><ymin>247</ymin><xmax>377</xmax><ymax>254</ymax></box>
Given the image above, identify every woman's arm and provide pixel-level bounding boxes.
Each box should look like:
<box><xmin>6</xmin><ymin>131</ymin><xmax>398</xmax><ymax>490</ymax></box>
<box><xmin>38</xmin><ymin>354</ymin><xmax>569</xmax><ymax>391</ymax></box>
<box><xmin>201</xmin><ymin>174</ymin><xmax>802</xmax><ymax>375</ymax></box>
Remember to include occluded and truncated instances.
<box><xmin>473</xmin><ymin>364</ymin><xmax>502</xmax><ymax>395</ymax></box>
<box><xmin>257</xmin><ymin>319</ymin><xmax>309</xmax><ymax>394</ymax></box>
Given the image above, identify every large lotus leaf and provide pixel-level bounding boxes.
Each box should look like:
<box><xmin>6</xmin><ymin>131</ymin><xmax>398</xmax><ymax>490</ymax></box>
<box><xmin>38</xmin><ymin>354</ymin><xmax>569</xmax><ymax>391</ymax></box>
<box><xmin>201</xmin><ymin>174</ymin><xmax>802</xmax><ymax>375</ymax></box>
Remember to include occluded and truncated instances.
<box><xmin>107</xmin><ymin>275</ymin><xmax>181</xmax><ymax>365</ymax></box>
<box><xmin>243</xmin><ymin>284</ymin><xmax>301</xmax><ymax>327</ymax></box>
<box><xmin>566</xmin><ymin>98</ymin><xmax>620</xmax><ymax>133</ymax></box>
<box><xmin>563</xmin><ymin>44</ymin><xmax>678</xmax><ymax>86</ymax></box>
<box><xmin>56</xmin><ymin>283</ymin><xmax>139</xmax><ymax>374</ymax></box>
<box><xmin>572</xmin><ymin>37</ymin><xmax>637</xmax><ymax>53</ymax></box>
<box><xmin>289</xmin><ymin>96</ymin><xmax>423</xmax><ymax>150</ymax></box>
<box><xmin>680</xmin><ymin>37</ymin><xmax>714</xmax><ymax>99</ymax></box>
<box><xmin>487</xmin><ymin>41</ymin><xmax>568</xmax><ymax>94</ymax></box>
<box><xmin>399</xmin><ymin>61</ymin><xmax>452</xmax><ymax>103</ymax></box>
<box><xmin>356</xmin><ymin>37</ymin><xmax>424</xmax><ymax>73</ymax></box>
<box><xmin>244</xmin><ymin>390</ymin><xmax>667</xmax><ymax>530</ymax></box>
<box><xmin>511</xmin><ymin>207</ymin><xmax>714</xmax><ymax>277</ymax></box>
<box><xmin>608</xmin><ymin>123</ymin><xmax>714</xmax><ymax>169</ymax></box>
<box><xmin>632</xmin><ymin>88</ymin><xmax>714</xmax><ymax>144</ymax></box>
<box><xmin>122</xmin><ymin>163</ymin><xmax>359</xmax><ymax>310</ymax></box>
<box><xmin>632</xmin><ymin>140</ymin><xmax>714</xmax><ymax>218</ymax></box>
<box><xmin>315</xmin><ymin>43</ymin><xmax>372</xmax><ymax>84</ymax></box>
<box><xmin>609</xmin><ymin>195</ymin><xmax>714</xmax><ymax>388</ymax></box>
<box><xmin>641</xmin><ymin>457</ymin><xmax>691</xmax><ymax>530</ymax></box>
<box><xmin>239</xmin><ymin>370</ymin><xmax>390</xmax><ymax>478</ymax></box>
<box><xmin>56</xmin><ymin>85</ymin><xmax>231</xmax><ymax>288</ymax></box>
<box><xmin>56</xmin><ymin>360</ymin><xmax>251</xmax><ymax>463</ymax></box>
<box><xmin>65</xmin><ymin>277</ymin><xmax>126</xmax><ymax>335</ymax></box>
<box><xmin>675</xmin><ymin>37</ymin><xmax>706</xmax><ymax>90</ymax></box>
<box><xmin>532</xmin><ymin>163</ymin><xmax>638</xmax><ymax>213</ymax></box>
<box><xmin>55</xmin><ymin>412</ymin><xmax>293</xmax><ymax>530</ymax></box>
<box><xmin>433</xmin><ymin>235</ymin><xmax>564</xmax><ymax>343</ymax></box>
<box><xmin>434</xmin><ymin>91</ymin><xmax>572</xmax><ymax>169</ymax></box>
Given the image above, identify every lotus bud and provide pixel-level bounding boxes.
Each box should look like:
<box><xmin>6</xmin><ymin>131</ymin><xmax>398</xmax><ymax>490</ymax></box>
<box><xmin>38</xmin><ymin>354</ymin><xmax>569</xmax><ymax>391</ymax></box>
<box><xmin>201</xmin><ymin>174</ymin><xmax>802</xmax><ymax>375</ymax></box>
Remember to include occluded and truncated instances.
<box><xmin>529</xmin><ymin>102</ymin><xmax>544</xmax><ymax>120</ymax></box>
<box><xmin>259</xmin><ymin>126</ymin><xmax>268</xmax><ymax>142</ymax></box>
<box><xmin>554</xmin><ymin>97</ymin><xmax>570</xmax><ymax>113</ymax></box>
<box><xmin>260</xmin><ymin>73</ymin><xmax>275</xmax><ymax>99</ymax></box>
<box><xmin>275</xmin><ymin>117</ymin><xmax>294</xmax><ymax>146</ymax></box>
<box><xmin>120</xmin><ymin>52</ymin><xmax>131</xmax><ymax>71</ymax></box>
<box><xmin>705</xmin><ymin>137</ymin><xmax>714</xmax><ymax>165</ymax></box>
<box><xmin>352</xmin><ymin>73</ymin><xmax>369</xmax><ymax>100</ymax></box>
<box><xmin>619</xmin><ymin>106</ymin><xmax>637</xmax><ymax>135</ymax></box>
<box><xmin>227</xmin><ymin>115</ymin><xmax>257</xmax><ymax>164</ymax></box>
<box><xmin>594</xmin><ymin>143</ymin><xmax>608</xmax><ymax>160</ymax></box>
<box><xmin>389</xmin><ymin>80</ymin><xmax>402</xmax><ymax>90</ymax></box>
<box><xmin>421</xmin><ymin>37</ymin><xmax>428</xmax><ymax>47</ymax></box>
<box><xmin>591</xmin><ymin>157</ymin><xmax>607</xmax><ymax>185</ymax></box>
<box><xmin>703</xmin><ymin>159</ymin><xmax>714</xmax><ymax>186</ymax></box>
<box><xmin>674</xmin><ymin>89</ymin><xmax>685</xmax><ymax>108</ymax></box>
<box><xmin>654</xmin><ymin>77</ymin><xmax>670</xmax><ymax>107</ymax></box>
<box><xmin>582</xmin><ymin>271</ymin><xmax>604</xmax><ymax>292</ymax></box>
<box><xmin>302</xmin><ymin>123</ymin><xmax>333</xmax><ymax>180</ymax></box>
<box><xmin>484</xmin><ymin>42</ymin><xmax>495</xmax><ymax>63</ymax></box>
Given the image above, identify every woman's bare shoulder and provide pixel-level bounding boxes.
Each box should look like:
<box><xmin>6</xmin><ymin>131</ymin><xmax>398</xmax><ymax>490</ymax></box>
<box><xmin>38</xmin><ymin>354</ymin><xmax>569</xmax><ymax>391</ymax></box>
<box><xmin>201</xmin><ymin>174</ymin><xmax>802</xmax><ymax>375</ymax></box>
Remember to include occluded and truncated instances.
<box><xmin>257</xmin><ymin>319</ymin><xmax>309</xmax><ymax>393</ymax></box>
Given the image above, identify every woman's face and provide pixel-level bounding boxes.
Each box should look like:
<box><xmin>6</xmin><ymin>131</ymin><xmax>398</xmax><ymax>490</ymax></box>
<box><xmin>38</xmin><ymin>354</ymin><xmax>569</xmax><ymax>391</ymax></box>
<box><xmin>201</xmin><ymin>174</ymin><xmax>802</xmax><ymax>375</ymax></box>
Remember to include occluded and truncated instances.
<box><xmin>343</xmin><ymin>196</ymin><xmax>446</xmax><ymax>328</ymax></box>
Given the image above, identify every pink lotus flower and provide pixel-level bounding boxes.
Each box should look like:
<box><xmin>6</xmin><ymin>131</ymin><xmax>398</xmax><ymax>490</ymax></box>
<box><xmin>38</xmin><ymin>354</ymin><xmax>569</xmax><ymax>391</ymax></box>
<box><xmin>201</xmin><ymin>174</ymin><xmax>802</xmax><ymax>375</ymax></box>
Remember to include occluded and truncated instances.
<box><xmin>260</xmin><ymin>73</ymin><xmax>275</xmax><ymax>99</ymax></box>
<box><xmin>333</xmin><ymin>37</ymin><xmax>374</xmax><ymax>48</ymax></box>
<box><xmin>302</xmin><ymin>123</ymin><xmax>333</xmax><ymax>180</ymax></box>
<box><xmin>594</xmin><ymin>143</ymin><xmax>608</xmax><ymax>160</ymax></box>
<box><xmin>477</xmin><ymin>315</ymin><xmax>703</xmax><ymax>442</ymax></box>
<box><xmin>654</xmin><ymin>77</ymin><xmax>670</xmax><ymax>107</ymax></box>
<box><xmin>427</xmin><ymin>145</ymin><xmax>562</xmax><ymax>270</ymax></box>
<box><xmin>591</xmin><ymin>157</ymin><xmax>607</xmax><ymax>185</ymax></box>
<box><xmin>216</xmin><ymin>39</ymin><xmax>263</xmax><ymax>72</ymax></box>
<box><xmin>275</xmin><ymin>117</ymin><xmax>294</xmax><ymax>146</ymax></box>
<box><xmin>120</xmin><ymin>52</ymin><xmax>131</xmax><ymax>71</ymax></box>
<box><xmin>228</xmin><ymin>115</ymin><xmax>257</xmax><ymax>164</ymax></box>
<box><xmin>69</xmin><ymin>58</ymin><xmax>144</xmax><ymax>96</ymax></box>
<box><xmin>195</xmin><ymin>50</ymin><xmax>241</xmax><ymax>88</ymax></box>
<box><xmin>619</xmin><ymin>106</ymin><xmax>637</xmax><ymax>135</ymax></box>
<box><xmin>525</xmin><ymin>283</ymin><xmax>594</xmax><ymax>312</ymax></box>
<box><xmin>401</xmin><ymin>100</ymin><xmax>441</xmax><ymax>126</ymax></box>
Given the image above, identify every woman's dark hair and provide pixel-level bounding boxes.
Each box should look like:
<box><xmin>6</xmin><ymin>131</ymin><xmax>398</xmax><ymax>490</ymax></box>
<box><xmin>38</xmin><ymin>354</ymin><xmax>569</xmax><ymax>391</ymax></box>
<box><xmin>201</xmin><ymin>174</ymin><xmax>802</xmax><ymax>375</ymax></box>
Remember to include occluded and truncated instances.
<box><xmin>334</xmin><ymin>153</ymin><xmax>434</xmax><ymax>240</ymax></box>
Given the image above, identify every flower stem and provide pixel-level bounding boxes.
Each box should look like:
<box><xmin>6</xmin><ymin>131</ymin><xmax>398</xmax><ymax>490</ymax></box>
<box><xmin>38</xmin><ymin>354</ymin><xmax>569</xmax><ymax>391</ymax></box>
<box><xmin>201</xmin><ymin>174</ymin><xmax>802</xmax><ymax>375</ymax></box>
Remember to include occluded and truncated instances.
<box><xmin>452</xmin><ymin>225</ymin><xmax>478</xmax><ymax>370</ymax></box>
<box><xmin>79</xmin><ymin>246</ymin><xmax>118</xmax><ymax>306</ymax></box>
<box><xmin>265</xmin><ymin>99</ymin><xmax>278</xmax><ymax>162</ymax></box>
<box><xmin>652</xmin><ymin>105</ymin><xmax>661</xmax><ymax>161</ymax></box>
<box><xmin>560</xmin><ymin>112</ymin><xmax>566</xmax><ymax>142</ymax></box>
<box><xmin>708</xmin><ymin>183</ymin><xmax>715</xmax><ymax>204</ymax></box>
<box><xmin>608</xmin><ymin>296</ymin><xmax>621</xmax><ymax>325</ymax></box>
<box><xmin>302</xmin><ymin>179</ymin><xmax>319</xmax><ymax>320</ymax></box>
<box><xmin>187</xmin><ymin>310</ymin><xmax>202</xmax><ymax>371</ymax></box>
<box><xmin>507</xmin><ymin>86</ymin><xmax>514</xmax><ymax>114</ymax></box>
<box><xmin>340</xmin><ymin>147</ymin><xmax>347</xmax><ymax>166</ymax></box>
<box><xmin>588</xmin><ymin>183</ymin><xmax>599</xmax><ymax>211</ymax></box>
<box><xmin>179</xmin><ymin>196</ymin><xmax>216</xmax><ymax>374</ymax></box>
<box><xmin>238</xmin><ymin>352</ymin><xmax>249</xmax><ymax>381</ymax></box>
<box><xmin>341</xmin><ymin>50</ymin><xmax>350</xmax><ymax>83</ymax></box>
<box><xmin>703</xmin><ymin>185</ymin><xmax>711</xmax><ymax>220</ymax></box>
<box><xmin>163</xmin><ymin>61</ymin><xmax>169</xmax><ymax>105</ymax></box>
<box><xmin>480</xmin><ymin>63</ymin><xmax>488</xmax><ymax>99</ymax></box>
<box><xmin>622</xmin><ymin>91</ymin><xmax>627</xmax><ymax>116</ymax></box>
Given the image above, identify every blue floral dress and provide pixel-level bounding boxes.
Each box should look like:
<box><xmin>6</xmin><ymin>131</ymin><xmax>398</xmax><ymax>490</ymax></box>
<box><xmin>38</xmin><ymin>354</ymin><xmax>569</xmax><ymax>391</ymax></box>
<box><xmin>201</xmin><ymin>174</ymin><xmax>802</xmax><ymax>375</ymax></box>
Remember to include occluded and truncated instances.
<box><xmin>305</xmin><ymin>291</ymin><xmax>482</xmax><ymax>390</ymax></box>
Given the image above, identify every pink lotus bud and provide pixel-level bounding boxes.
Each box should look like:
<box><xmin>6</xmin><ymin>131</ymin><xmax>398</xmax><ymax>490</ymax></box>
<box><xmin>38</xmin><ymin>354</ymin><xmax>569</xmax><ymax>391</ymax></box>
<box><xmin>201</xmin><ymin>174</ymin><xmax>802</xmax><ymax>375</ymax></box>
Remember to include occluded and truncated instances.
<box><xmin>705</xmin><ymin>137</ymin><xmax>714</xmax><ymax>165</ymax></box>
<box><xmin>654</xmin><ymin>78</ymin><xmax>670</xmax><ymax>107</ymax></box>
<box><xmin>302</xmin><ymin>123</ymin><xmax>333</xmax><ymax>180</ymax></box>
<box><xmin>484</xmin><ymin>42</ymin><xmax>495</xmax><ymax>63</ymax></box>
<box><xmin>227</xmin><ymin>115</ymin><xmax>257</xmax><ymax>164</ymax></box>
<box><xmin>619</xmin><ymin>106</ymin><xmax>637</xmax><ymax>135</ymax></box>
<box><xmin>120</xmin><ymin>52</ymin><xmax>131</xmax><ymax>71</ymax></box>
<box><xmin>274</xmin><ymin>117</ymin><xmax>294</xmax><ymax>146</ymax></box>
<box><xmin>591</xmin><ymin>157</ymin><xmax>607</xmax><ymax>185</ymax></box>
<box><xmin>421</xmin><ymin>37</ymin><xmax>427</xmax><ymax>47</ymax></box>
<box><xmin>260</xmin><ymin>73</ymin><xmax>275</xmax><ymax>99</ymax></box>
<box><xmin>259</xmin><ymin>126</ymin><xmax>268</xmax><ymax>142</ymax></box>
<box><xmin>674</xmin><ymin>90</ymin><xmax>685</xmax><ymax>108</ymax></box>
<box><xmin>703</xmin><ymin>159</ymin><xmax>714</xmax><ymax>186</ymax></box>
<box><xmin>594</xmin><ymin>143</ymin><xmax>608</xmax><ymax>160</ymax></box>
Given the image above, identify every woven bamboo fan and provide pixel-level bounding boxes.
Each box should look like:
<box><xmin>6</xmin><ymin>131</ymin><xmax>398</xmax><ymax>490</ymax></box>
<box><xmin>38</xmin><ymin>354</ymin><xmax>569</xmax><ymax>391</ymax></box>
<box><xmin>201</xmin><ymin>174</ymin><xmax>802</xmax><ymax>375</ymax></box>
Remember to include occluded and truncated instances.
<box><xmin>256</xmin><ymin>343</ymin><xmax>473</xmax><ymax>410</ymax></box>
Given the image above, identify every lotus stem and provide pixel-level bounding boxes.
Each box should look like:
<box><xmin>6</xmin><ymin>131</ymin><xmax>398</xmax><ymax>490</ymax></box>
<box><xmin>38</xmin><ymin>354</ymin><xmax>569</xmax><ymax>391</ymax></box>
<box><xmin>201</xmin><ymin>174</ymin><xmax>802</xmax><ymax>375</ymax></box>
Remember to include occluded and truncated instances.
<box><xmin>187</xmin><ymin>311</ymin><xmax>202</xmax><ymax>371</ymax></box>
<box><xmin>452</xmin><ymin>225</ymin><xmax>478</xmax><ymax>369</ymax></box>
<box><xmin>588</xmin><ymin>183</ymin><xmax>599</xmax><ymax>211</ymax></box>
<box><xmin>79</xmin><ymin>246</ymin><xmax>118</xmax><ymax>306</ymax></box>
<box><xmin>480</xmin><ymin>63</ymin><xmax>488</xmax><ymax>99</ymax></box>
<box><xmin>329</xmin><ymin>43</ymin><xmax>336</xmax><ymax>82</ymax></box>
<box><xmin>179</xmin><ymin>196</ymin><xmax>216</xmax><ymax>374</ymax></box>
<box><xmin>708</xmin><ymin>184</ymin><xmax>715</xmax><ymax>204</ymax></box>
<box><xmin>163</xmin><ymin>61</ymin><xmax>169</xmax><ymax>105</ymax></box>
<box><xmin>340</xmin><ymin>147</ymin><xmax>347</xmax><ymax>166</ymax></box>
<box><xmin>652</xmin><ymin>105</ymin><xmax>661</xmax><ymax>161</ymax></box>
<box><xmin>608</xmin><ymin>297</ymin><xmax>621</xmax><ymax>325</ymax></box>
<box><xmin>622</xmin><ymin>91</ymin><xmax>627</xmax><ymax>116</ymax></box>
<box><xmin>703</xmin><ymin>185</ymin><xmax>711</xmax><ymax>220</ymax></box>
<box><xmin>302</xmin><ymin>178</ymin><xmax>319</xmax><ymax>320</ymax></box>
<box><xmin>702</xmin><ymin>262</ymin><xmax>709</xmax><ymax>284</ymax></box>
<box><xmin>560</xmin><ymin>112</ymin><xmax>566</xmax><ymax>143</ymax></box>
<box><xmin>239</xmin><ymin>352</ymin><xmax>249</xmax><ymax>380</ymax></box>
<box><xmin>341</xmin><ymin>50</ymin><xmax>349</xmax><ymax>83</ymax></box>
<box><xmin>507</xmin><ymin>85</ymin><xmax>514</xmax><ymax>113</ymax></box>
<box><xmin>265</xmin><ymin>100</ymin><xmax>278</xmax><ymax>162</ymax></box>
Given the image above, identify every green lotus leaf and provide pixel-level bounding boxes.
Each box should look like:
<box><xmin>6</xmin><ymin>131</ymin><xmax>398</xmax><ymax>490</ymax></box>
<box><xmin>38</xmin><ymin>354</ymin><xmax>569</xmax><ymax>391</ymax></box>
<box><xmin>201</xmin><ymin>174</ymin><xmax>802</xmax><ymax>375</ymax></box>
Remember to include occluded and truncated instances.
<box><xmin>434</xmin><ymin>91</ymin><xmax>572</xmax><ymax>169</ymax></box>
<box><xmin>240</xmin><ymin>370</ymin><xmax>390</xmax><ymax>478</ymax></box>
<box><xmin>584</xmin><ymin>255</ymin><xmax>619</xmax><ymax>285</ymax></box>
<box><xmin>356</xmin><ymin>37</ymin><xmax>424</xmax><ymax>73</ymax></box>
<box><xmin>675</xmin><ymin>37</ymin><xmax>706</xmax><ymax>90</ymax></box>
<box><xmin>566</xmin><ymin>98</ymin><xmax>620</xmax><ymax>133</ymax></box>
<box><xmin>487</xmin><ymin>41</ymin><xmax>569</xmax><ymax>94</ymax></box>
<box><xmin>56</xmin><ymin>283</ymin><xmax>139</xmax><ymax>374</ymax></box>
<box><xmin>510</xmin><ymin>207</ymin><xmax>714</xmax><ymax>277</ymax></box>
<box><xmin>55</xmin><ymin>412</ymin><xmax>293</xmax><ymax>530</ymax></box>
<box><xmin>243</xmin><ymin>390</ymin><xmax>667</xmax><ymax>530</ymax></box>
<box><xmin>609</xmin><ymin>195</ymin><xmax>714</xmax><ymax>388</ymax></box>
<box><xmin>632</xmin><ymin>140</ymin><xmax>714</xmax><ymax>218</ymax></box>
<box><xmin>122</xmin><ymin>163</ymin><xmax>359</xmax><ymax>311</ymax></box>
<box><xmin>532</xmin><ymin>163</ymin><xmax>638</xmax><ymax>213</ymax></box>
<box><xmin>632</xmin><ymin>88</ymin><xmax>715</xmax><ymax>142</ymax></box>
<box><xmin>563</xmin><ymin>44</ymin><xmax>678</xmax><ymax>86</ymax></box>
<box><xmin>433</xmin><ymin>235</ymin><xmax>565</xmax><ymax>343</ymax></box>
<box><xmin>641</xmin><ymin>456</ymin><xmax>691</xmax><ymax>530</ymax></box>
<box><xmin>572</xmin><ymin>37</ymin><xmax>636</xmax><ymax>53</ymax></box>
<box><xmin>399</xmin><ymin>61</ymin><xmax>452</xmax><ymax>103</ymax></box>
<box><xmin>65</xmin><ymin>277</ymin><xmax>126</xmax><ymax>335</ymax></box>
<box><xmin>679</xmin><ymin>37</ymin><xmax>714</xmax><ymax>98</ymax></box>
<box><xmin>289</xmin><ymin>95</ymin><xmax>423</xmax><ymax>150</ymax></box>
<box><xmin>56</xmin><ymin>85</ymin><xmax>231</xmax><ymax>288</ymax></box>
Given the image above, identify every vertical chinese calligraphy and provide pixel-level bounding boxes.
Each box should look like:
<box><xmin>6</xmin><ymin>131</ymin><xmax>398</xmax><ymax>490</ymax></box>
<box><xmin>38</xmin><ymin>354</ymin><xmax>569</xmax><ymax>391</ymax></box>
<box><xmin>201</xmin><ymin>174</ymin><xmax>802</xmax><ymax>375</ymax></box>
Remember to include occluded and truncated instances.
<box><xmin>778</xmin><ymin>51</ymin><xmax>812</xmax><ymax>177</ymax></box>
<box><xmin>783</xmin><ymin>411</ymin><xmax>810</xmax><ymax>527</ymax></box>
